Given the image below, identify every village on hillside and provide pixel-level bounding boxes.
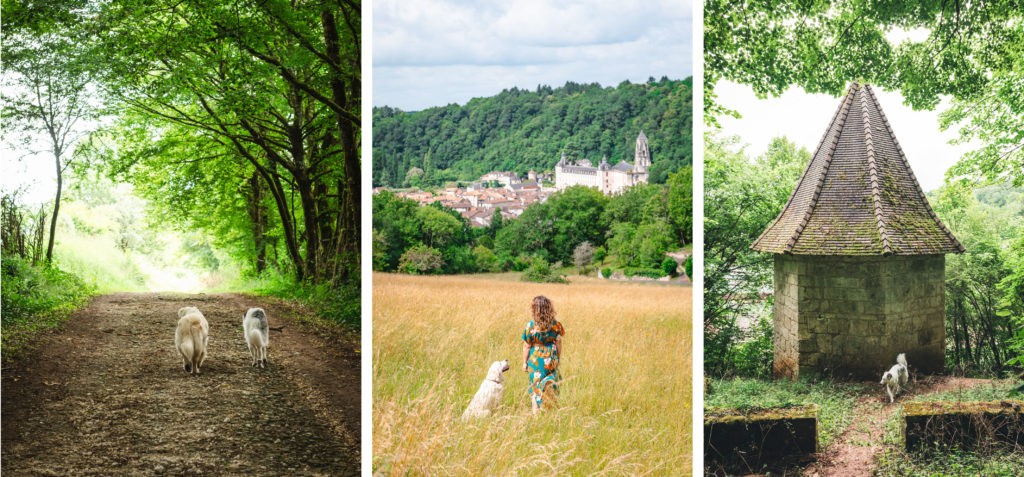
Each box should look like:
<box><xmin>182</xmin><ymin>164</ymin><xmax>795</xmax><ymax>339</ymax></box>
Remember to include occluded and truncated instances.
<box><xmin>372</xmin><ymin>170</ymin><xmax>555</xmax><ymax>227</ymax></box>
<box><xmin>374</xmin><ymin>132</ymin><xmax>656</xmax><ymax>228</ymax></box>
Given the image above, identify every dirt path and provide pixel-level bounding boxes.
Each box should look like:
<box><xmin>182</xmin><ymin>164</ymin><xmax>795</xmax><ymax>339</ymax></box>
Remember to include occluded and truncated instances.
<box><xmin>805</xmin><ymin>376</ymin><xmax>994</xmax><ymax>477</ymax></box>
<box><xmin>1</xmin><ymin>292</ymin><xmax>360</xmax><ymax>476</ymax></box>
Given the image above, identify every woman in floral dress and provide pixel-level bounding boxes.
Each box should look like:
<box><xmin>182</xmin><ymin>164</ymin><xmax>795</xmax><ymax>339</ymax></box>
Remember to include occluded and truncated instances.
<box><xmin>521</xmin><ymin>295</ymin><xmax>564</xmax><ymax>413</ymax></box>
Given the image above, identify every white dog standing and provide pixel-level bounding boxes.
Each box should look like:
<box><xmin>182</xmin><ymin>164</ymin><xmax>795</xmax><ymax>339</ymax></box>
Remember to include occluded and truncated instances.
<box><xmin>243</xmin><ymin>307</ymin><xmax>270</xmax><ymax>368</ymax></box>
<box><xmin>175</xmin><ymin>306</ymin><xmax>209</xmax><ymax>375</ymax></box>
<box><xmin>462</xmin><ymin>360</ymin><xmax>510</xmax><ymax>419</ymax></box>
<box><xmin>881</xmin><ymin>353</ymin><xmax>909</xmax><ymax>402</ymax></box>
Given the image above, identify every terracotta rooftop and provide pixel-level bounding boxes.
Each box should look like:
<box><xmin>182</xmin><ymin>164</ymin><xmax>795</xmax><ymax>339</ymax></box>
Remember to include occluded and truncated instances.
<box><xmin>752</xmin><ymin>82</ymin><xmax>963</xmax><ymax>255</ymax></box>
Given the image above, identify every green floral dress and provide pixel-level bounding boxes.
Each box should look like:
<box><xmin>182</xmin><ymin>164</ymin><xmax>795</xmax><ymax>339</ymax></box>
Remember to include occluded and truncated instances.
<box><xmin>523</xmin><ymin>320</ymin><xmax>564</xmax><ymax>405</ymax></box>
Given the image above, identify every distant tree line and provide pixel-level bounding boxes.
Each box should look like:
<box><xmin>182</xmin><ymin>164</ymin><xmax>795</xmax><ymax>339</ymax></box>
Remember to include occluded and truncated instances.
<box><xmin>372</xmin><ymin>77</ymin><xmax>693</xmax><ymax>188</ymax></box>
<box><xmin>373</xmin><ymin>172</ymin><xmax>692</xmax><ymax>278</ymax></box>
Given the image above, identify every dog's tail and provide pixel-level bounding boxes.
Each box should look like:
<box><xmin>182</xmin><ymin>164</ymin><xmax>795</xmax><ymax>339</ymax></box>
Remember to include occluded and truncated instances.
<box><xmin>180</xmin><ymin>332</ymin><xmax>194</xmax><ymax>368</ymax></box>
<box><xmin>248</xmin><ymin>327</ymin><xmax>268</xmax><ymax>347</ymax></box>
<box><xmin>189</xmin><ymin>319</ymin><xmax>205</xmax><ymax>364</ymax></box>
<box><xmin>897</xmin><ymin>353</ymin><xmax>907</xmax><ymax>368</ymax></box>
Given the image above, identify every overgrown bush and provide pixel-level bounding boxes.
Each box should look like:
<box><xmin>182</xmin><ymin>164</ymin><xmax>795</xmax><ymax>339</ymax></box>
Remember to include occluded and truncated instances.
<box><xmin>601</xmin><ymin>267</ymin><xmax>612</xmax><ymax>278</ymax></box>
<box><xmin>731</xmin><ymin>314</ymin><xmax>774</xmax><ymax>378</ymax></box>
<box><xmin>1</xmin><ymin>257</ymin><xmax>93</xmax><ymax>362</ymax></box>
<box><xmin>684</xmin><ymin>255</ymin><xmax>693</xmax><ymax>279</ymax></box>
<box><xmin>661</xmin><ymin>257</ymin><xmax>678</xmax><ymax>277</ymax></box>
<box><xmin>398</xmin><ymin>244</ymin><xmax>445</xmax><ymax>274</ymax></box>
<box><xmin>521</xmin><ymin>257</ymin><xmax>567</xmax><ymax>284</ymax></box>
<box><xmin>472</xmin><ymin>244</ymin><xmax>500</xmax><ymax>272</ymax></box>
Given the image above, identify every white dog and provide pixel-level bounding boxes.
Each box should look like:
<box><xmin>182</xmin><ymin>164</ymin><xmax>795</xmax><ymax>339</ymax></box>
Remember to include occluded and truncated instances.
<box><xmin>462</xmin><ymin>360</ymin><xmax>510</xmax><ymax>419</ymax></box>
<box><xmin>881</xmin><ymin>353</ymin><xmax>909</xmax><ymax>402</ymax></box>
<box><xmin>175</xmin><ymin>306</ymin><xmax>209</xmax><ymax>375</ymax></box>
<box><xmin>243</xmin><ymin>307</ymin><xmax>270</xmax><ymax>368</ymax></box>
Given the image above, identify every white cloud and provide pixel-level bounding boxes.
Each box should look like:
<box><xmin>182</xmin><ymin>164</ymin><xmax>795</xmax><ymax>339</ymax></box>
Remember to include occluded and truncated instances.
<box><xmin>373</xmin><ymin>0</ymin><xmax>693</xmax><ymax>109</ymax></box>
<box><xmin>714</xmin><ymin>81</ymin><xmax>977</xmax><ymax>192</ymax></box>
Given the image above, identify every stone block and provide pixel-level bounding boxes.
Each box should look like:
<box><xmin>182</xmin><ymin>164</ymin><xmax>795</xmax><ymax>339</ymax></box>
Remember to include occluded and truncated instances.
<box><xmin>705</xmin><ymin>405</ymin><xmax>818</xmax><ymax>474</ymax></box>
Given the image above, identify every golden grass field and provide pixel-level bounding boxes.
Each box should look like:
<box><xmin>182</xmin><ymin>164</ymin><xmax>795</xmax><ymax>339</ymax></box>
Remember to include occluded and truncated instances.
<box><xmin>373</xmin><ymin>272</ymin><xmax>692</xmax><ymax>475</ymax></box>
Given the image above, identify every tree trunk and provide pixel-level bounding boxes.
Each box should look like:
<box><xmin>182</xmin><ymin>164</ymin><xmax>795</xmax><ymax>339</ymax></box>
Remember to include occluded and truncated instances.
<box><xmin>247</xmin><ymin>171</ymin><xmax>268</xmax><ymax>274</ymax></box>
<box><xmin>322</xmin><ymin>8</ymin><xmax>360</xmax><ymax>279</ymax></box>
<box><xmin>263</xmin><ymin>159</ymin><xmax>306</xmax><ymax>281</ymax></box>
<box><xmin>45</xmin><ymin>149</ymin><xmax>62</xmax><ymax>264</ymax></box>
<box><xmin>293</xmin><ymin>169</ymin><xmax>321</xmax><ymax>282</ymax></box>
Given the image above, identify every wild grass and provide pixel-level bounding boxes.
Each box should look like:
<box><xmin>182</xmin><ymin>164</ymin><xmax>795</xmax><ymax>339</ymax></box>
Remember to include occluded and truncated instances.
<box><xmin>704</xmin><ymin>377</ymin><xmax>867</xmax><ymax>447</ymax></box>
<box><xmin>54</xmin><ymin>233</ymin><xmax>147</xmax><ymax>293</ymax></box>
<box><xmin>372</xmin><ymin>272</ymin><xmax>692</xmax><ymax>475</ymax></box>
<box><xmin>874</xmin><ymin>445</ymin><xmax>1024</xmax><ymax>476</ymax></box>
<box><xmin>910</xmin><ymin>380</ymin><xmax>1017</xmax><ymax>403</ymax></box>
<box><xmin>1</xmin><ymin>257</ymin><xmax>93</xmax><ymax>362</ymax></box>
<box><xmin>217</xmin><ymin>268</ymin><xmax>360</xmax><ymax>331</ymax></box>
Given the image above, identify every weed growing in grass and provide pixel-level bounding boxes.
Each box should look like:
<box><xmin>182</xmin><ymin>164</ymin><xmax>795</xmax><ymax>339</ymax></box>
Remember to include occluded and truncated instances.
<box><xmin>705</xmin><ymin>377</ymin><xmax>868</xmax><ymax>446</ymax></box>
<box><xmin>373</xmin><ymin>273</ymin><xmax>692</xmax><ymax>474</ymax></box>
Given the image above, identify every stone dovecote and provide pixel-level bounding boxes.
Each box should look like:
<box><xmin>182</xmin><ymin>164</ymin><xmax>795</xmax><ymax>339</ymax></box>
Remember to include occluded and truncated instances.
<box><xmin>752</xmin><ymin>82</ymin><xmax>964</xmax><ymax>379</ymax></box>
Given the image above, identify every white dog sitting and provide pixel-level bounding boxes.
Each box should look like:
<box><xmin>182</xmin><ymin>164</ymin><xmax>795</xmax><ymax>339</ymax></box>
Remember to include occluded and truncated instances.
<box><xmin>881</xmin><ymin>353</ymin><xmax>909</xmax><ymax>402</ymax></box>
<box><xmin>175</xmin><ymin>306</ymin><xmax>209</xmax><ymax>375</ymax></box>
<box><xmin>243</xmin><ymin>307</ymin><xmax>270</xmax><ymax>368</ymax></box>
<box><xmin>462</xmin><ymin>360</ymin><xmax>510</xmax><ymax>419</ymax></box>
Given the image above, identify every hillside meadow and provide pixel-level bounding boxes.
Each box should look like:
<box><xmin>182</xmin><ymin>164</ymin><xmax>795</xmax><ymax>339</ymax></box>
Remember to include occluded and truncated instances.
<box><xmin>372</xmin><ymin>272</ymin><xmax>692</xmax><ymax>475</ymax></box>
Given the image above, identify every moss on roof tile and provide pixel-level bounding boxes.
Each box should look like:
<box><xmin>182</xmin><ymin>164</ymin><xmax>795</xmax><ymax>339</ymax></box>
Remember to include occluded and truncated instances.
<box><xmin>751</xmin><ymin>82</ymin><xmax>964</xmax><ymax>256</ymax></box>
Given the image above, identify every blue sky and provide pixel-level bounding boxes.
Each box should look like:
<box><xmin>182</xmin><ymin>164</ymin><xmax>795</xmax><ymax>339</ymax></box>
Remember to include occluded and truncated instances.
<box><xmin>373</xmin><ymin>0</ymin><xmax>693</xmax><ymax>111</ymax></box>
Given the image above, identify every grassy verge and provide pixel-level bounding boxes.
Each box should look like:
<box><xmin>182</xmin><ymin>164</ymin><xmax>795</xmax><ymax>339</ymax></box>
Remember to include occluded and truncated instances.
<box><xmin>1</xmin><ymin>257</ymin><xmax>94</xmax><ymax>363</ymax></box>
<box><xmin>214</xmin><ymin>269</ymin><xmax>360</xmax><ymax>336</ymax></box>
<box><xmin>877</xmin><ymin>379</ymin><xmax>1023</xmax><ymax>475</ymax></box>
<box><xmin>705</xmin><ymin>377</ymin><xmax>868</xmax><ymax>446</ymax></box>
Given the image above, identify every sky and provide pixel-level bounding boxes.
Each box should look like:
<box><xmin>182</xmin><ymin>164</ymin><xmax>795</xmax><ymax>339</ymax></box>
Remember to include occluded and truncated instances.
<box><xmin>372</xmin><ymin>0</ymin><xmax>693</xmax><ymax>111</ymax></box>
<box><xmin>714</xmin><ymin>80</ymin><xmax>977</xmax><ymax>193</ymax></box>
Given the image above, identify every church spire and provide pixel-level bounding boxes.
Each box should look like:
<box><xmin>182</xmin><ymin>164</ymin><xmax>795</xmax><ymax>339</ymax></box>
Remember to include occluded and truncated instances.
<box><xmin>634</xmin><ymin>131</ymin><xmax>651</xmax><ymax>171</ymax></box>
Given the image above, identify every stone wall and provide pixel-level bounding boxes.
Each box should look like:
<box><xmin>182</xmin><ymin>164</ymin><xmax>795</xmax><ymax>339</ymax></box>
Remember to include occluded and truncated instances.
<box><xmin>773</xmin><ymin>254</ymin><xmax>946</xmax><ymax>379</ymax></box>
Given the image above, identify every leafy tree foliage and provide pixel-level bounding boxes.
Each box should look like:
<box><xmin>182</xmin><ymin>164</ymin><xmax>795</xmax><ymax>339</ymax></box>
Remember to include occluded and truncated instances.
<box><xmin>88</xmin><ymin>0</ymin><xmax>361</xmax><ymax>285</ymax></box>
<box><xmin>373</xmin><ymin>78</ymin><xmax>693</xmax><ymax>187</ymax></box>
<box><xmin>704</xmin><ymin>134</ymin><xmax>809</xmax><ymax>377</ymax></box>
<box><xmin>521</xmin><ymin>257</ymin><xmax>568</xmax><ymax>284</ymax></box>
<box><xmin>931</xmin><ymin>183</ymin><xmax>1024</xmax><ymax>375</ymax></box>
<box><xmin>2</xmin><ymin>23</ymin><xmax>95</xmax><ymax>264</ymax></box>
<box><xmin>705</xmin><ymin>0</ymin><xmax>1024</xmax><ymax>187</ymax></box>
<box><xmin>374</xmin><ymin>179</ymin><xmax>693</xmax><ymax>278</ymax></box>
<box><xmin>371</xmin><ymin>191</ymin><xmax>475</xmax><ymax>274</ymax></box>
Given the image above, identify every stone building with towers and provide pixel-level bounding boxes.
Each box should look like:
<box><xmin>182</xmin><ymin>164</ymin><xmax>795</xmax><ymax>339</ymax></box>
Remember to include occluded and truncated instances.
<box><xmin>554</xmin><ymin>131</ymin><xmax>652</xmax><ymax>195</ymax></box>
<box><xmin>752</xmin><ymin>82</ymin><xmax>963</xmax><ymax>380</ymax></box>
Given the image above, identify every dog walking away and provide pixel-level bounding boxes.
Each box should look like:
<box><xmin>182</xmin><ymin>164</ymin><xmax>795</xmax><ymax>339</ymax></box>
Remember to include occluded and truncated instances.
<box><xmin>175</xmin><ymin>306</ymin><xmax>209</xmax><ymax>375</ymax></box>
<box><xmin>881</xmin><ymin>353</ymin><xmax>909</xmax><ymax>403</ymax></box>
<box><xmin>462</xmin><ymin>360</ymin><xmax>510</xmax><ymax>419</ymax></box>
<box><xmin>243</xmin><ymin>307</ymin><xmax>270</xmax><ymax>368</ymax></box>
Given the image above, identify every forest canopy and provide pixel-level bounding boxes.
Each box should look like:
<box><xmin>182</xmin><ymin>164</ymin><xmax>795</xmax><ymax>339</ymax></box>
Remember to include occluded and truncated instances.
<box><xmin>704</xmin><ymin>0</ymin><xmax>1023</xmax><ymax>186</ymax></box>
<box><xmin>372</xmin><ymin>77</ymin><xmax>693</xmax><ymax>188</ymax></box>
<box><xmin>2</xmin><ymin>0</ymin><xmax>362</xmax><ymax>331</ymax></box>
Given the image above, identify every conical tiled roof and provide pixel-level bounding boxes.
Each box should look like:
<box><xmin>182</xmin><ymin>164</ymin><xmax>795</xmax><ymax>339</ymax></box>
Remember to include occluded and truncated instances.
<box><xmin>752</xmin><ymin>82</ymin><xmax>964</xmax><ymax>255</ymax></box>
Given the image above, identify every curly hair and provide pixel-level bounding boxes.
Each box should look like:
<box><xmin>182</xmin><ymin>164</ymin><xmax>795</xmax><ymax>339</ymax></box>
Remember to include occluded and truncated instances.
<box><xmin>530</xmin><ymin>296</ymin><xmax>557</xmax><ymax>331</ymax></box>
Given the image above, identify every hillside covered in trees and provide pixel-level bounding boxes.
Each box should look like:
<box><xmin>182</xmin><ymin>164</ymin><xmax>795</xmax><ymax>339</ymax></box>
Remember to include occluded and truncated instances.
<box><xmin>372</xmin><ymin>77</ymin><xmax>692</xmax><ymax>188</ymax></box>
